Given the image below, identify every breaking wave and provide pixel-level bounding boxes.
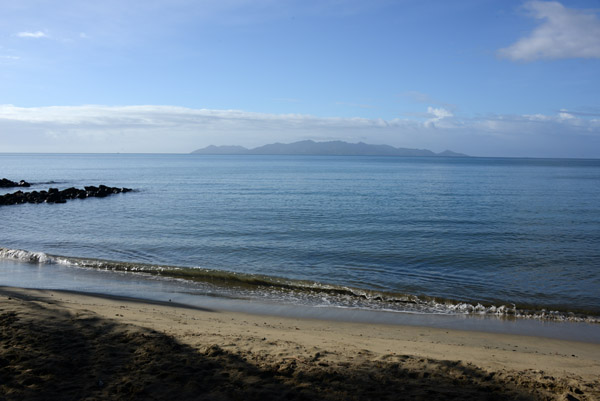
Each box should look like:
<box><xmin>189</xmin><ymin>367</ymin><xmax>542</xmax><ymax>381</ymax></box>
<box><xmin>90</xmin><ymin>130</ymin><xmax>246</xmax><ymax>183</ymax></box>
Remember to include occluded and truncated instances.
<box><xmin>0</xmin><ymin>247</ymin><xmax>51</xmax><ymax>264</ymax></box>
<box><xmin>1</xmin><ymin>246</ymin><xmax>598</xmax><ymax>323</ymax></box>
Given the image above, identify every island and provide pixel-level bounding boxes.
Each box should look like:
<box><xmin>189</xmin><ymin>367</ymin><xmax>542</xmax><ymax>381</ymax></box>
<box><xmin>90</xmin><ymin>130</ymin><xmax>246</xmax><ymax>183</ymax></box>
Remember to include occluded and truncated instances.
<box><xmin>192</xmin><ymin>140</ymin><xmax>468</xmax><ymax>157</ymax></box>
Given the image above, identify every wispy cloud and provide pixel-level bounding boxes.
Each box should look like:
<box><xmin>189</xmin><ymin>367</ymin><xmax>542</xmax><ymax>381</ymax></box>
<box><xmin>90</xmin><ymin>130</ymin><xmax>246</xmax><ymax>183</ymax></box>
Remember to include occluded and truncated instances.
<box><xmin>403</xmin><ymin>91</ymin><xmax>436</xmax><ymax>104</ymax></box>
<box><xmin>499</xmin><ymin>1</ymin><xmax>600</xmax><ymax>61</ymax></box>
<box><xmin>0</xmin><ymin>105</ymin><xmax>598</xmax><ymax>157</ymax></box>
<box><xmin>273</xmin><ymin>98</ymin><xmax>302</xmax><ymax>103</ymax></box>
<box><xmin>401</xmin><ymin>91</ymin><xmax>457</xmax><ymax>111</ymax></box>
<box><xmin>555</xmin><ymin>108</ymin><xmax>600</xmax><ymax>118</ymax></box>
<box><xmin>15</xmin><ymin>31</ymin><xmax>48</xmax><ymax>39</ymax></box>
<box><xmin>335</xmin><ymin>101</ymin><xmax>376</xmax><ymax>109</ymax></box>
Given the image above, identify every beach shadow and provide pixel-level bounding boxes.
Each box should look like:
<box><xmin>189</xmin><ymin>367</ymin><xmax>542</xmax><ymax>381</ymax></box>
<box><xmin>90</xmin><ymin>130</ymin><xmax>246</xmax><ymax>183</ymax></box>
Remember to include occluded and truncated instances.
<box><xmin>0</xmin><ymin>291</ymin><xmax>569</xmax><ymax>401</ymax></box>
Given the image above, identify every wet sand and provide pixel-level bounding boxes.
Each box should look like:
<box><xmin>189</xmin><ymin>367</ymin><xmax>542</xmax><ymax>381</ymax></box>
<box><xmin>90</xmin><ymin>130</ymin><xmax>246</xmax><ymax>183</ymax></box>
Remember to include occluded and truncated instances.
<box><xmin>1</xmin><ymin>286</ymin><xmax>598</xmax><ymax>400</ymax></box>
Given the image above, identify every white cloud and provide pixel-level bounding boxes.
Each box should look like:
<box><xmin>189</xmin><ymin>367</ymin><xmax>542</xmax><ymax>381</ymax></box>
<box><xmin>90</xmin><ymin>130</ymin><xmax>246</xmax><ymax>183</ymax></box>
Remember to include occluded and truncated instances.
<box><xmin>15</xmin><ymin>31</ymin><xmax>47</xmax><ymax>39</ymax></box>
<box><xmin>558</xmin><ymin>111</ymin><xmax>575</xmax><ymax>120</ymax></box>
<box><xmin>0</xmin><ymin>105</ymin><xmax>598</xmax><ymax>157</ymax></box>
<box><xmin>499</xmin><ymin>1</ymin><xmax>600</xmax><ymax>61</ymax></box>
<box><xmin>427</xmin><ymin>107</ymin><xmax>453</xmax><ymax>121</ymax></box>
<box><xmin>524</xmin><ymin>113</ymin><xmax>551</xmax><ymax>121</ymax></box>
<box><xmin>425</xmin><ymin>107</ymin><xmax>454</xmax><ymax>128</ymax></box>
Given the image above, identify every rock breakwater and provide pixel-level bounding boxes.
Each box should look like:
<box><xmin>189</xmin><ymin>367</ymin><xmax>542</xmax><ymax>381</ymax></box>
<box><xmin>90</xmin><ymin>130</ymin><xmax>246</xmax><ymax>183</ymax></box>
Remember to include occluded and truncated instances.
<box><xmin>0</xmin><ymin>185</ymin><xmax>133</xmax><ymax>206</ymax></box>
<box><xmin>0</xmin><ymin>178</ymin><xmax>30</xmax><ymax>188</ymax></box>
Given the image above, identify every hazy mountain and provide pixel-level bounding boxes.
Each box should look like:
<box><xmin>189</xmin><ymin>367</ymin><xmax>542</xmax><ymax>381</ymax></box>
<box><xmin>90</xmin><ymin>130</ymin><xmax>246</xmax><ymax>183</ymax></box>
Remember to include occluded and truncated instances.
<box><xmin>192</xmin><ymin>140</ymin><xmax>468</xmax><ymax>157</ymax></box>
<box><xmin>192</xmin><ymin>145</ymin><xmax>248</xmax><ymax>155</ymax></box>
<box><xmin>436</xmin><ymin>149</ymin><xmax>468</xmax><ymax>157</ymax></box>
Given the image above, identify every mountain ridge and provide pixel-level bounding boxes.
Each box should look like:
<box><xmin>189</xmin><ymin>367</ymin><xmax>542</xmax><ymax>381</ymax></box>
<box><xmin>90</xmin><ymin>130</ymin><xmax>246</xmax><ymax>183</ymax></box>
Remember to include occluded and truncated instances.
<box><xmin>192</xmin><ymin>140</ymin><xmax>468</xmax><ymax>157</ymax></box>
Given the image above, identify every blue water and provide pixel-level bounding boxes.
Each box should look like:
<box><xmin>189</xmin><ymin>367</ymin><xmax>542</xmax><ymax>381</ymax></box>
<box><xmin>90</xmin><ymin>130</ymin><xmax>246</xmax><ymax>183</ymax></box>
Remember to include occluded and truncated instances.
<box><xmin>1</xmin><ymin>154</ymin><xmax>599</xmax><ymax>318</ymax></box>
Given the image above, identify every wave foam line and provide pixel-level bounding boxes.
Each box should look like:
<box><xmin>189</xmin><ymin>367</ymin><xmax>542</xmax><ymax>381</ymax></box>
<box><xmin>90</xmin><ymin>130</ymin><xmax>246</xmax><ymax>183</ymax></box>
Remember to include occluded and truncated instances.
<box><xmin>1</xmin><ymin>246</ymin><xmax>598</xmax><ymax>323</ymax></box>
<box><xmin>0</xmin><ymin>247</ymin><xmax>52</xmax><ymax>264</ymax></box>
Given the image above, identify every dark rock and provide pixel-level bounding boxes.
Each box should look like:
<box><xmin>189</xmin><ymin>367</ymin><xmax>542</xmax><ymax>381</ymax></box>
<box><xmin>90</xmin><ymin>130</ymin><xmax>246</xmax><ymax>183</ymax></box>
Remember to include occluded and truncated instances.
<box><xmin>95</xmin><ymin>185</ymin><xmax>110</xmax><ymax>197</ymax></box>
<box><xmin>61</xmin><ymin>187</ymin><xmax>80</xmax><ymax>199</ymax></box>
<box><xmin>11</xmin><ymin>191</ymin><xmax>25</xmax><ymax>204</ymax></box>
<box><xmin>85</xmin><ymin>186</ymin><xmax>99</xmax><ymax>197</ymax></box>
<box><xmin>25</xmin><ymin>191</ymin><xmax>43</xmax><ymax>204</ymax></box>
<box><xmin>0</xmin><ymin>185</ymin><xmax>133</xmax><ymax>206</ymax></box>
<box><xmin>45</xmin><ymin>193</ymin><xmax>60</xmax><ymax>203</ymax></box>
<box><xmin>0</xmin><ymin>178</ymin><xmax>31</xmax><ymax>188</ymax></box>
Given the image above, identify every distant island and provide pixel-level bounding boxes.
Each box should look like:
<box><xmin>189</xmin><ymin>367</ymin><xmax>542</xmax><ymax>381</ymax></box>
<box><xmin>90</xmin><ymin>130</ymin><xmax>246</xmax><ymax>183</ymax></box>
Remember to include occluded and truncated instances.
<box><xmin>191</xmin><ymin>140</ymin><xmax>468</xmax><ymax>157</ymax></box>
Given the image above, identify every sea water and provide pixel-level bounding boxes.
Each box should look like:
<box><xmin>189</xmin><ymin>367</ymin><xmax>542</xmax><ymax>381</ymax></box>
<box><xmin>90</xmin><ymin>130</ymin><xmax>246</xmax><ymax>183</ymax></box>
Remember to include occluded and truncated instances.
<box><xmin>1</xmin><ymin>154</ymin><xmax>599</xmax><ymax>321</ymax></box>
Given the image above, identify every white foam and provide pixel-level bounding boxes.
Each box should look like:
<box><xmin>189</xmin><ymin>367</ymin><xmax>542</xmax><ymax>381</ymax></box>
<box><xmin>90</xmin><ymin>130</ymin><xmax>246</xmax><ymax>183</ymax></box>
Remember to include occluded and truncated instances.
<box><xmin>0</xmin><ymin>247</ymin><xmax>53</xmax><ymax>264</ymax></box>
<box><xmin>1</xmin><ymin>246</ymin><xmax>597</xmax><ymax>324</ymax></box>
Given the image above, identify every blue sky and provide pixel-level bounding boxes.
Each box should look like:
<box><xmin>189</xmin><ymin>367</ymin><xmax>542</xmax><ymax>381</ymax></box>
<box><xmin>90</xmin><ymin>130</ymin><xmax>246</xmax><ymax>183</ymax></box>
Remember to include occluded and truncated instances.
<box><xmin>1</xmin><ymin>0</ymin><xmax>599</xmax><ymax>157</ymax></box>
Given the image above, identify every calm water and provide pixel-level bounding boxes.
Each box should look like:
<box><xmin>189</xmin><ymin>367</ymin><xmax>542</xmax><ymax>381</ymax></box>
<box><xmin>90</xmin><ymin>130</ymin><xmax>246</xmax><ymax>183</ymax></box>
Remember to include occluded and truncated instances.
<box><xmin>1</xmin><ymin>154</ymin><xmax>599</xmax><ymax>318</ymax></box>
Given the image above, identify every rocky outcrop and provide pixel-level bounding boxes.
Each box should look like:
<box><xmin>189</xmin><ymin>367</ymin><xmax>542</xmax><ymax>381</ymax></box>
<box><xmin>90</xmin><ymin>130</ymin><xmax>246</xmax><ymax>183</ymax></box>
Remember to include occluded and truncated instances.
<box><xmin>0</xmin><ymin>185</ymin><xmax>133</xmax><ymax>206</ymax></box>
<box><xmin>0</xmin><ymin>178</ymin><xmax>31</xmax><ymax>188</ymax></box>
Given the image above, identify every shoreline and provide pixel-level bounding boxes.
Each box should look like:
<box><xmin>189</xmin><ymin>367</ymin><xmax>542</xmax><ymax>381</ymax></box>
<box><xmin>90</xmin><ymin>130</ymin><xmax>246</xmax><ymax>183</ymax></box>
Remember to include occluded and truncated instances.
<box><xmin>1</xmin><ymin>286</ymin><xmax>599</xmax><ymax>400</ymax></box>
<box><xmin>2</xmin><ymin>257</ymin><xmax>600</xmax><ymax>344</ymax></box>
<box><xmin>2</xmin><ymin>248</ymin><xmax>599</xmax><ymax>327</ymax></box>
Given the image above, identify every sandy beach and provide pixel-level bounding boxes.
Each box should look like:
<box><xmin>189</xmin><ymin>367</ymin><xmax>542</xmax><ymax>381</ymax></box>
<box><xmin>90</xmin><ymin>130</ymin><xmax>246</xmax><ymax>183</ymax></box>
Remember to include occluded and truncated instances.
<box><xmin>0</xmin><ymin>286</ymin><xmax>598</xmax><ymax>401</ymax></box>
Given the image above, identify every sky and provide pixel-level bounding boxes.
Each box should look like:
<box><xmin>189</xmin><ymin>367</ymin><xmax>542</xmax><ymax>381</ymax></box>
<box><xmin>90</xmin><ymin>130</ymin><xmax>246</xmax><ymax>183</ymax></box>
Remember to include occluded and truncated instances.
<box><xmin>1</xmin><ymin>0</ymin><xmax>599</xmax><ymax>157</ymax></box>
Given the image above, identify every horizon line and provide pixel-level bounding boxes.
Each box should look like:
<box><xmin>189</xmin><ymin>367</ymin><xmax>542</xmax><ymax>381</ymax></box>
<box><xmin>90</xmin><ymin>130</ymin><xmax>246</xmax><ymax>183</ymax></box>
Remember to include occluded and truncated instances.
<box><xmin>2</xmin><ymin>152</ymin><xmax>600</xmax><ymax>161</ymax></box>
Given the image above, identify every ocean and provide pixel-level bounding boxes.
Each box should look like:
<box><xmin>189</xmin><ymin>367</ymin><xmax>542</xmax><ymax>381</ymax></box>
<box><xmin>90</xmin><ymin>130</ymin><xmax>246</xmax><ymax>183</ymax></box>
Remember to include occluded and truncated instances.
<box><xmin>1</xmin><ymin>153</ymin><xmax>599</xmax><ymax>322</ymax></box>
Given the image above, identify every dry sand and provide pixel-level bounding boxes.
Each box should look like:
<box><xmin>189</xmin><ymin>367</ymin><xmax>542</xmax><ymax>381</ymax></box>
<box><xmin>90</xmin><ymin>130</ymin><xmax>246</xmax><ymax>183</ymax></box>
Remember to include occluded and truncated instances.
<box><xmin>0</xmin><ymin>286</ymin><xmax>598</xmax><ymax>401</ymax></box>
